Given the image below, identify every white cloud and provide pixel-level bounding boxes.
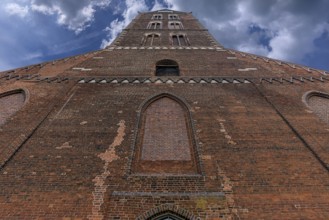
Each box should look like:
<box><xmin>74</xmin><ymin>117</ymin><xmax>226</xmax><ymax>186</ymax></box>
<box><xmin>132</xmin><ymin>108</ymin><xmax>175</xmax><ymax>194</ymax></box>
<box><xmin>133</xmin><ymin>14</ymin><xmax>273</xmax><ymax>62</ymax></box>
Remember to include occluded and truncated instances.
<box><xmin>5</xmin><ymin>3</ymin><xmax>29</xmax><ymax>18</ymax></box>
<box><xmin>151</xmin><ymin>0</ymin><xmax>166</xmax><ymax>11</ymax></box>
<box><xmin>22</xmin><ymin>51</ymin><xmax>43</xmax><ymax>60</ymax></box>
<box><xmin>101</xmin><ymin>0</ymin><xmax>149</xmax><ymax>48</ymax></box>
<box><xmin>164</xmin><ymin>0</ymin><xmax>329</xmax><ymax>65</ymax></box>
<box><xmin>30</xmin><ymin>0</ymin><xmax>112</xmax><ymax>34</ymax></box>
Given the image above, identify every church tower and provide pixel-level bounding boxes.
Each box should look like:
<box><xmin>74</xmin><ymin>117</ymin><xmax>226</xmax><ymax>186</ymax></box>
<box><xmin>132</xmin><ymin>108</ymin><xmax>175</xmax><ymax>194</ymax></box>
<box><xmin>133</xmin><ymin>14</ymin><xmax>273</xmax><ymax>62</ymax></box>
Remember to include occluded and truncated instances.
<box><xmin>1</xmin><ymin>10</ymin><xmax>329</xmax><ymax>219</ymax></box>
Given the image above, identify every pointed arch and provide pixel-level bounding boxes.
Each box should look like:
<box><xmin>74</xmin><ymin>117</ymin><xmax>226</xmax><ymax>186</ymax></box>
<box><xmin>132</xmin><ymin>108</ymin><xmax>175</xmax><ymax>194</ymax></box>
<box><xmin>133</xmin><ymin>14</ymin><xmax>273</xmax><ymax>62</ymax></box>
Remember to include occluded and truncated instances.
<box><xmin>0</xmin><ymin>89</ymin><xmax>27</xmax><ymax>126</ymax></box>
<box><xmin>130</xmin><ymin>93</ymin><xmax>202</xmax><ymax>175</ymax></box>
<box><xmin>136</xmin><ymin>204</ymin><xmax>198</xmax><ymax>220</ymax></box>
<box><xmin>303</xmin><ymin>91</ymin><xmax>329</xmax><ymax>124</ymax></box>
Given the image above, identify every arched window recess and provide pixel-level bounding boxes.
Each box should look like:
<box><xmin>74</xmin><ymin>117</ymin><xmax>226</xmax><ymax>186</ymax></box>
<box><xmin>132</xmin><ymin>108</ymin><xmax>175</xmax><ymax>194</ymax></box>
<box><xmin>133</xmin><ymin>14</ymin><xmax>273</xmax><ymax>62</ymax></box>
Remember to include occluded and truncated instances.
<box><xmin>130</xmin><ymin>93</ymin><xmax>202</xmax><ymax>175</ymax></box>
<box><xmin>0</xmin><ymin>89</ymin><xmax>28</xmax><ymax>126</ymax></box>
<box><xmin>155</xmin><ymin>59</ymin><xmax>179</xmax><ymax>76</ymax></box>
<box><xmin>303</xmin><ymin>91</ymin><xmax>329</xmax><ymax>124</ymax></box>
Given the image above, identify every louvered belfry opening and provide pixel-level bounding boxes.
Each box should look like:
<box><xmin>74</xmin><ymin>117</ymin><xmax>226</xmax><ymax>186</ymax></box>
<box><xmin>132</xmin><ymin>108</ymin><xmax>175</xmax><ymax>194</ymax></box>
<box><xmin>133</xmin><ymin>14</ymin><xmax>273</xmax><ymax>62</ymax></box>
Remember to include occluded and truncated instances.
<box><xmin>155</xmin><ymin>59</ymin><xmax>179</xmax><ymax>76</ymax></box>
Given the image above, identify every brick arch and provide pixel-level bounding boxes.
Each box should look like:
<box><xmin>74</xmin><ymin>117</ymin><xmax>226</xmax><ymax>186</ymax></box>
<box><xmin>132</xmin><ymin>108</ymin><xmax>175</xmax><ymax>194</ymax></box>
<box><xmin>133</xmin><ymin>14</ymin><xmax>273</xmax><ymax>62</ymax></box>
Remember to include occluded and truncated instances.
<box><xmin>136</xmin><ymin>204</ymin><xmax>199</xmax><ymax>220</ymax></box>
<box><xmin>303</xmin><ymin>91</ymin><xmax>329</xmax><ymax>124</ymax></box>
<box><xmin>0</xmin><ymin>89</ymin><xmax>28</xmax><ymax>126</ymax></box>
<box><xmin>129</xmin><ymin>93</ymin><xmax>202</xmax><ymax>175</ymax></box>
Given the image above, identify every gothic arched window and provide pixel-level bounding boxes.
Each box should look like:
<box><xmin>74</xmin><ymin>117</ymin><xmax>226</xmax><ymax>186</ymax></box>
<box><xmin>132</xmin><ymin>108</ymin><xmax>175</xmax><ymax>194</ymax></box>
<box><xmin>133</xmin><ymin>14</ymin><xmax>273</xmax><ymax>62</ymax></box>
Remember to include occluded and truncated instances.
<box><xmin>0</xmin><ymin>89</ymin><xmax>26</xmax><ymax>126</ymax></box>
<box><xmin>131</xmin><ymin>94</ymin><xmax>200</xmax><ymax>174</ymax></box>
<box><xmin>155</xmin><ymin>59</ymin><xmax>179</xmax><ymax>76</ymax></box>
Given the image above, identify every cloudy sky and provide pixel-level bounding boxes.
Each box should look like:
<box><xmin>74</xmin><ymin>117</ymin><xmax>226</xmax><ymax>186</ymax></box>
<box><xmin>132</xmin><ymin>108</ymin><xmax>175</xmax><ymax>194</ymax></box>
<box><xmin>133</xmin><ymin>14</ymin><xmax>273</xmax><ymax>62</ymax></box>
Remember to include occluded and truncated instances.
<box><xmin>1</xmin><ymin>0</ymin><xmax>329</xmax><ymax>72</ymax></box>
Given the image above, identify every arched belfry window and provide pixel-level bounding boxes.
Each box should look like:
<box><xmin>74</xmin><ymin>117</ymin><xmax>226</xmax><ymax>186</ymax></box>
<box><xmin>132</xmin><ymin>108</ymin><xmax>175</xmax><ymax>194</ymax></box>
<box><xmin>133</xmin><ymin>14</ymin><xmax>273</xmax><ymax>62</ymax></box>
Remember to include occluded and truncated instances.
<box><xmin>155</xmin><ymin>59</ymin><xmax>179</xmax><ymax>76</ymax></box>
<box><xmin>142</xmin><ymin>33</ymin><xmax>160</xmax><ymax>46</ymax></box>
<box><xmin>131</xmin><ymin>93</ymin><xmax>201</xmax><ymax>174</ymax></box>
<box><xmin>168</xmin><ymin>21</ymin><xmax>183</xmax><ymax>29</ymax></box>
<box><xmin>152</xmin><ymin>14</ymin><xmax>162</xmax><ymax>20</ymax></box>
<box><xmin>147</xmin><ymin>21</ymin><xmax>162</xmax><ymax>29</ymax></box>
<box><xmin>0</xmin><ymin>89</ymin><xmax>26</xmax><ymax>126</ymax></box>
<box><xmin>304</xmin><ymin>91</ymin><xmax>329</xmax><ymax>124</ymax></box>
<box><xmin>168</xmin><ymin>14</ymin><xmax>179</xmax><ymax>20</ymax></box>
<box><xmin>171</xmin><ymin>34</ymin><xmax>189</xmax><ymax>46</ymax></box>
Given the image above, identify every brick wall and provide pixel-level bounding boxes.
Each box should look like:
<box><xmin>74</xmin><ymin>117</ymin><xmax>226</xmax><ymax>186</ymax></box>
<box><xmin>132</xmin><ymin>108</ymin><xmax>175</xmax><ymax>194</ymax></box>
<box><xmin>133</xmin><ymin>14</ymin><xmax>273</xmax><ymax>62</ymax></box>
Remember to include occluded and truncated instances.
<box><xmin>1</xmin><ymin>10</ymin><xmax>329</xmax><ymax>220</ymax></box>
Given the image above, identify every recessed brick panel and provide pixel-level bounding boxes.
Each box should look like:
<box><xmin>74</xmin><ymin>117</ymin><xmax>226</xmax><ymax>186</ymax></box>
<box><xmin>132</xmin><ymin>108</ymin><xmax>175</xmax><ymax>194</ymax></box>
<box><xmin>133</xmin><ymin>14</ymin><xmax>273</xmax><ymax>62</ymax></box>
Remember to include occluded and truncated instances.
<box><xmin>307</xmin><ymin>95</ymin><xmax>329</xmax><ymax>124</ymax></box>
<box><xmin>141</xmin><ymin>97</ymin><xmax>191</xmax><ymax>161</ymax></box>
<box><xmin>0</xmin><ymin>91</ymin><xmax>25</xmax><ymax>126</ymax></box>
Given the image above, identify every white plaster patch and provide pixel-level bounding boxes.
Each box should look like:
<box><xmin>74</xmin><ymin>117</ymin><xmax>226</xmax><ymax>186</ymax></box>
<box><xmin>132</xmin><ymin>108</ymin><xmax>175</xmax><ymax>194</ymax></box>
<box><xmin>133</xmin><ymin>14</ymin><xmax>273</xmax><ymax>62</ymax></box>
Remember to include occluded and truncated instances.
<box><xmin>80</xmin><ymin>121</ymin><xmax>88</xmax><ymax>125</ymax></box>
<box><xmin>216</xmin><ymin>161</ymin><xmax>243</xmax><ymax>219</ymax></box>
<box><xmin>217</xmin><ymin>118</ymin><xmax>236</xmax><ymax>145</ymax></box>
<box><xmin>72</xmin><ymin>67</ymin><xmax>92</xmax><ymax>71</ymax></box>
<box><xmin>238</xmin><ymin>68</ymin><xmax>258</xmax><ymax>72</ymax></box>
<box><xmin>56</xmin><ymin>142</ymin><xmax>73</xmax><ymax>150</ymax></box>
<box><xmin>89</xmin><ymin>120</ymin><xmax>126</xmax><ymax>220</ymax></box>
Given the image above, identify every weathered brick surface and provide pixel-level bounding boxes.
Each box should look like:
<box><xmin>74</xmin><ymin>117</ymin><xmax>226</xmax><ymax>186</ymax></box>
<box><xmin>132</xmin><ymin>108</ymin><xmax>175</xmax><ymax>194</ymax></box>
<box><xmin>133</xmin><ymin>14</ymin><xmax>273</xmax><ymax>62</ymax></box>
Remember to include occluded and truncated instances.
<box><xmin>1</xmin><ymin>9</ymin><xmax>329</xmax><ymax>220</ymax></box>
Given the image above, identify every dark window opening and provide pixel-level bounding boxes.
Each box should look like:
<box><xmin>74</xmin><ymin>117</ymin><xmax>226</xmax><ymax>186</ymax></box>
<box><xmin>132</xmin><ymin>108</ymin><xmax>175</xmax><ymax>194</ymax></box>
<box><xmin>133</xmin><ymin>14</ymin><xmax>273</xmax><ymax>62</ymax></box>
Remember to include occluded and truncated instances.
<box><xmin>179</xmin><ymin>35</ymin><xmax>187</xmax><ymax>46</ymax></box>
<box><xmin>156</xmin><ymin>59</ymin><xmax>179</xmax><ymax>76</ymax></box>
<box><xmin>172</xmin><ymin>35</ymin><xmax>179</xmax><ymax>46</ymax></box>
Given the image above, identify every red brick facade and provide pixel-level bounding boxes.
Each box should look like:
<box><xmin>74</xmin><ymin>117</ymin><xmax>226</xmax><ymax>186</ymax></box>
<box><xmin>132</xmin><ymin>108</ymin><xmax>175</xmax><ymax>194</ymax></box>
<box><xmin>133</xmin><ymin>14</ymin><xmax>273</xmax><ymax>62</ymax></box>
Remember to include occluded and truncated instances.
<box><xmin>1</xmin><ymin>9</ymin><xmax>329</xmax><ymax>219</ymax></box>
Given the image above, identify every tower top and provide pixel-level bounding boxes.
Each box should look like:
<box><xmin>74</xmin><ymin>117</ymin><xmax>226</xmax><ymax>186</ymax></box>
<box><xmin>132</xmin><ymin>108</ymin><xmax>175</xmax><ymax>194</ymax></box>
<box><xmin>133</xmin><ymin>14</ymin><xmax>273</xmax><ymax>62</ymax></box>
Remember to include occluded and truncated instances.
<box><xmin>110</xmin><ymin>9</ymin><xmax>220</xmax><ymax>48</ymax></box>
